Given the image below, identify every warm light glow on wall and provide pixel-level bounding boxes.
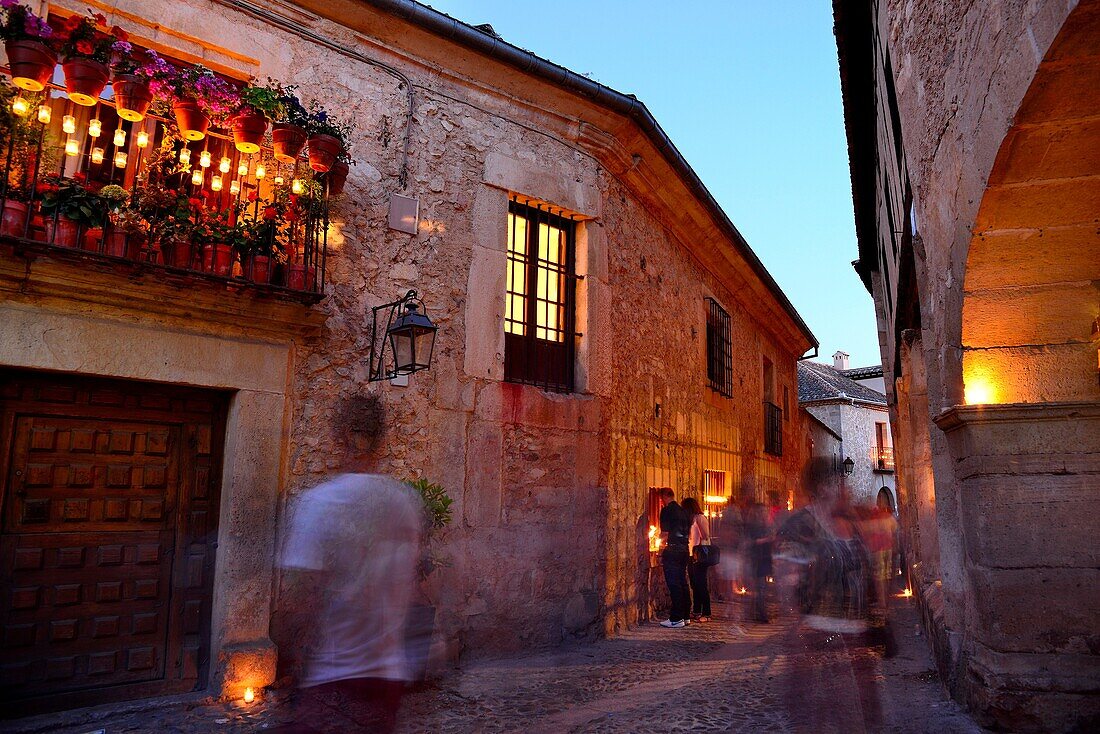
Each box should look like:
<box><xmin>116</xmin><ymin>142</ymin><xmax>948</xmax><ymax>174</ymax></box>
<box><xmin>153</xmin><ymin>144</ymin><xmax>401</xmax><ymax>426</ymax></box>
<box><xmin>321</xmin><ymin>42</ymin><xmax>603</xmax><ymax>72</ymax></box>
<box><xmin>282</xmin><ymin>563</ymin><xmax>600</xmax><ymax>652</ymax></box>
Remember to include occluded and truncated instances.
<box><xmin>703</xmin><ymin>495</ymin><xmax>728</xmax><ymax>505</ymax></box>
<box><xmin>963</xmin><ymin>372</ymin><xmax>998</xmax><ymax>405</ymax></box>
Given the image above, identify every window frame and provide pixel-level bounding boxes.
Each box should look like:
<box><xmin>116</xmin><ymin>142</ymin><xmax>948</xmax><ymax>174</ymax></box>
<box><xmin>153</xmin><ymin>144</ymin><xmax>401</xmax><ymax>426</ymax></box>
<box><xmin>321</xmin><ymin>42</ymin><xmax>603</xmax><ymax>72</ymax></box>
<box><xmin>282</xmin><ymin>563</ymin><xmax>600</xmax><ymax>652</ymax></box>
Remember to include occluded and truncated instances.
<box><xmin>503</xmin><ymin>198</ymin><xmax>578</xmax><ymax>392</ymax></box>
<box><xmin>705</xmin><ymin>298</ymin><xmax>733</xmax><ymax>397</ymax></box>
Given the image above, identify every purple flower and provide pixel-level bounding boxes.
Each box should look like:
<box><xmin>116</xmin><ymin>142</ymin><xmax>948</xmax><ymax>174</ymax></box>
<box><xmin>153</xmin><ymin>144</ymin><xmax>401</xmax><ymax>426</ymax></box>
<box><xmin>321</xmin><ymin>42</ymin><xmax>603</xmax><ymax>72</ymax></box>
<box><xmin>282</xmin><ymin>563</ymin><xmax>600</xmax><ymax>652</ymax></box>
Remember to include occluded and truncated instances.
<box><xmin>111</xmin><ymin>40</ymin><xmax>132</xmax><ymax>54</ymax></box>
<box><xmin>1</xmin><ymin>0</ymin><xmax>20</xmax><ymax>10</ymax></box>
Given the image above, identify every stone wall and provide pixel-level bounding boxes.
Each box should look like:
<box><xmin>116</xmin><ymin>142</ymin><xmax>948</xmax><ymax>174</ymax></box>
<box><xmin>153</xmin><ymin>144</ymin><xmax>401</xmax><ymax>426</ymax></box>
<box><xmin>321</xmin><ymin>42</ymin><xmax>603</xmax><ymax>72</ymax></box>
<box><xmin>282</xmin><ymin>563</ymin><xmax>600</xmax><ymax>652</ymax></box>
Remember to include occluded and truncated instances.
<box><xmin>803</xmin><ymin>402</ymin><xmax>895</xmax><ymax>507</ymax></box>
<box><xmin>71</xmin><ymin>0</ymin><xmax>812</xmax><ymax>673</ymax></box>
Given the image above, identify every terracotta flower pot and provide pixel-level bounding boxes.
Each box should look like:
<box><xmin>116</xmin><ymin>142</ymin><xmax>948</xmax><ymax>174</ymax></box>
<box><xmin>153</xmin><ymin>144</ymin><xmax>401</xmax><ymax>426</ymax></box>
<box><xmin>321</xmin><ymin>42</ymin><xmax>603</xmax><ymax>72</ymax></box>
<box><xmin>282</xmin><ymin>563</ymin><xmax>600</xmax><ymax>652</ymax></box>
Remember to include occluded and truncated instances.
<box><xmin>326</xmin><ymin>160</ymin><xmax>350</xmax><ymax>196</ymax></box>
<box><xmin>5</xmin><ymin>40</ymin><xmax>57</xmax><ymax>92</ymax></box>
<box><xmin>62</xmin><ymin>58</ymin><xmax>110</xmax><ymax>107</ymax></box>
<box><xmin>286</xmin><ymin>263</ymin><xmax>316</xmax><ymax>291</ymax></box>
<box><xmin>103</xmin><ymin>230</ymin><xmax>130</xmax><ymax>258</ymax></box>
<box><xmin>306</xmin><ymin>133</ymin><xmax>343</xmax><ymax>173</ymax></box>
<box><xmin>44</xmin><ymin>216</ymin><xmax>81</xmax><ymax>248</ymax></box>
<box><xmin>271</xmin><ymin>123</ymin><xmax>307</xmax><ymax>163</ymax></box>
<box><xmin>244</xmin><ymin>254</ymin><xmax>271</xmax><ymax>283</ymax></box>
<box><xmin>82</xmin><ymin>226</ymin><xmax>103</xmax><ymax>252</ymax></box>
<box><xmin>112</xmin><ymin>74</ymin><xmax>153</xmax><ymax>122</ymax></box>
<box><xmin>1</xmin><ymin>200</ymin><xmax>30</xmax><ymax>237</ymax></box>
<box><xmin>165</xmin><ymin>238</ymin><xmax>194</xmax><ymax>268</ymax></box>
<box><xmin>173</xmin><ymin>99</ymin><xmax>210</xmax><ymax>141</ymax></box>
<box><xmin>232</xmin><ymin>109</ymin><xmax>268</xmax><ymax>154</ymax></box>
<box><xmin>201</xmin><ymin>242</ymin><xmax>235</xmax><ymax>276</ymax></box>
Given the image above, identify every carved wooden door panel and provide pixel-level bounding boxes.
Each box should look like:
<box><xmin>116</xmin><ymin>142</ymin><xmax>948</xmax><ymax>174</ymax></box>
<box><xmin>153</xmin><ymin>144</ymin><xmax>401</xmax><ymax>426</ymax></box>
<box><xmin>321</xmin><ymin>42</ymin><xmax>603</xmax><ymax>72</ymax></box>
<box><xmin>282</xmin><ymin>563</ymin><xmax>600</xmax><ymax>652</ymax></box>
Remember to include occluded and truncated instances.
<box><xmin>0</xmin><ymin>372</ymin><xmax>226</xmax><ymax>715</ymax></box>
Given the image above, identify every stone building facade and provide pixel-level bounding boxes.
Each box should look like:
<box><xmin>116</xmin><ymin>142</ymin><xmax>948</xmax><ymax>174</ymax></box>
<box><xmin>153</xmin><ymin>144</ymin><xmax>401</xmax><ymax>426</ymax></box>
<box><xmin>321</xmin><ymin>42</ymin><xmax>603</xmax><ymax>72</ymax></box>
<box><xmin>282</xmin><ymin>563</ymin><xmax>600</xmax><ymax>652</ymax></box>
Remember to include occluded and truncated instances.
<box><xmin>834</xmin><ymin>0</ymin><xmax>1100</xmax><ymax>730</ymax></box>
<box><xmin>0</xmin><ymin>0</ymin><xmax>815</xmax><ymax>715</ymax></box>
<box><xmin>797</xmin><ymin>356</ymin><xmax>896</xmax><ymax>509</ymax></box>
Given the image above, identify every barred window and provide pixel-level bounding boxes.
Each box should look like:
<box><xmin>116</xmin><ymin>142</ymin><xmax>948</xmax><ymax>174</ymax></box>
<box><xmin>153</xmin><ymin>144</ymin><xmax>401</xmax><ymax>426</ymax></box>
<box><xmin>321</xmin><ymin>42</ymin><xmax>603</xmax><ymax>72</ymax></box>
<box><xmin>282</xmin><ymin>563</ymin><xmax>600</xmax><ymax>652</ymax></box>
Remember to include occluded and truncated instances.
<box><xmin>504</xmin><ymin>199</ymin><xmax>577</xmax><ymax>391</ymax></box>
<box><xmin>706</xmin><ymin>298</ymin><xmax>732</xmax><ymax>396</ymax></box>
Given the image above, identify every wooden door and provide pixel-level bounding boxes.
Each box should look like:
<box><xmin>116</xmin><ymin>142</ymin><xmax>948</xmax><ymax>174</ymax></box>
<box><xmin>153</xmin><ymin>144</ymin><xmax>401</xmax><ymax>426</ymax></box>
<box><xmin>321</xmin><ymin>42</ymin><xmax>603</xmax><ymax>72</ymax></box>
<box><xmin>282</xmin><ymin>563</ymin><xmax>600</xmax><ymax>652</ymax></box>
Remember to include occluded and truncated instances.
<box><xmin>0</xmin><ymin>371</ymin><xmax>227</xmax><ymax>716</ymax></box>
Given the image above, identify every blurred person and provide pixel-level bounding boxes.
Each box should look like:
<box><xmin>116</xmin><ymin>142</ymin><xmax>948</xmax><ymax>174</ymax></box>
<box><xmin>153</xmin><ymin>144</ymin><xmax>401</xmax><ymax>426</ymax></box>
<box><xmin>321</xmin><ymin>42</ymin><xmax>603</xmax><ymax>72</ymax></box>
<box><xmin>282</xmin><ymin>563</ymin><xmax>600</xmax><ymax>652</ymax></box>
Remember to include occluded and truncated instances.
<box><xmin>275</xmin><ymin>396</ymin><xmax>423</xmax><ymax>734</ymax></box>
<box><xmin>745</xmin><ymin>502</ymin><xmax>773</xmax><ymax>623</ymax></box>
<box><xmin>858</xmin><ymin>497</ymin><xmax>899</xmax><ymax>656</ymax></box>
<box><xmin>683</xmin><ymin>497</ymin><xmax>712</xmax><ymax>622</ymax></box>
<box><xmin>657</xmin><ymin>487</ymin><xmax>692</xmax><ymax>628</ymax></box>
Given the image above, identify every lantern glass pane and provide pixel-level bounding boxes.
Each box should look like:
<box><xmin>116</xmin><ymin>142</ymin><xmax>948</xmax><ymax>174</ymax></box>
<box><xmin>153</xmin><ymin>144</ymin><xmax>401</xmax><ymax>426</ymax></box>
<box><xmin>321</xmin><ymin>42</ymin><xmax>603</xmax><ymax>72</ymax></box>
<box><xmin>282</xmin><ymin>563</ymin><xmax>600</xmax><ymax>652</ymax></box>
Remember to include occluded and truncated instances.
<box><xmin>413</xmin><ymin>325</ymin><xmax>435</xmax><ymax>367</ymax></box>
<box><xmin>389</xmin><ymin>329</ymin><xmax>414</xmax><ymax>373</ymax></box>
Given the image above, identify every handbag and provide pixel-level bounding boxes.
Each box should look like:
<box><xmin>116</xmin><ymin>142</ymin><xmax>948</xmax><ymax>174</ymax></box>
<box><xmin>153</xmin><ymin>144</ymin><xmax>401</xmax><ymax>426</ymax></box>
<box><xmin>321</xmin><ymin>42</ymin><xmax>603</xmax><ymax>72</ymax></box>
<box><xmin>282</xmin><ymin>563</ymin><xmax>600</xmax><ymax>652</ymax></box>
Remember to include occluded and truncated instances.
<box><xmin>693</xmin><ymin>543</ymin><xmax>721</xmax><ymax>567</ymax></box>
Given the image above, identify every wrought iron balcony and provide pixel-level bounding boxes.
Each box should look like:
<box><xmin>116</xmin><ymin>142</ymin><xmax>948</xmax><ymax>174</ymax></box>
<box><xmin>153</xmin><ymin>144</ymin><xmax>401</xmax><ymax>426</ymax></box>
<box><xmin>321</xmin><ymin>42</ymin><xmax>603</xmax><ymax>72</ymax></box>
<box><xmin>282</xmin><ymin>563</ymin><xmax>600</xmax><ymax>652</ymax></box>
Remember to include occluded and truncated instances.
<box><xmin>0</xmin><ymin>72</ymin><xmax>334</xmax><ymax>299</ymax></box>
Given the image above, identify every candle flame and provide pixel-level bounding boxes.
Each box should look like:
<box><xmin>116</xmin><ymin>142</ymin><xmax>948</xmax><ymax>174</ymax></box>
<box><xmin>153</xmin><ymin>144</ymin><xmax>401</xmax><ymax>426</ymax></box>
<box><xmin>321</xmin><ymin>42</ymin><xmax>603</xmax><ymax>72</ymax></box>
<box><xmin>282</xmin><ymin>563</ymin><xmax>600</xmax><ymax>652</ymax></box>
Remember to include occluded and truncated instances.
<box><xmin>243</xmin><ymin>687</ymin><xmax>255</xmax><ymax>703</ymax></box>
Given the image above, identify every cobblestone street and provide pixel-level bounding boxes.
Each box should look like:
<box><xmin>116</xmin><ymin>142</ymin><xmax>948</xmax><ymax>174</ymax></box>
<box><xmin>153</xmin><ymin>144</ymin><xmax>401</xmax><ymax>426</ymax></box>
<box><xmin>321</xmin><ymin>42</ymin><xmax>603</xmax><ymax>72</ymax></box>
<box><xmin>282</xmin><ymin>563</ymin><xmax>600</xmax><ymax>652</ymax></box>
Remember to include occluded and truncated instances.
<box><xmin>3</xmin><ymin>597</ymin><xmax>983</xmax><ymax>734</ymax></box>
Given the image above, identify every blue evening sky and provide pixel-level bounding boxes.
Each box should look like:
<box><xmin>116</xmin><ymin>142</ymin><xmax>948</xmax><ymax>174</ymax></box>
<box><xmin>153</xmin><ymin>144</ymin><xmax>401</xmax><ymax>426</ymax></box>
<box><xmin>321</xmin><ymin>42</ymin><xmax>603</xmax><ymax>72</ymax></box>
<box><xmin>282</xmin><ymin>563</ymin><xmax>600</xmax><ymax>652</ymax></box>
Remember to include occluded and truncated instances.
<box><xmin>426</xmin><ymin>0</ymin><xmax>880</xmax><ymax>368</ymax></box>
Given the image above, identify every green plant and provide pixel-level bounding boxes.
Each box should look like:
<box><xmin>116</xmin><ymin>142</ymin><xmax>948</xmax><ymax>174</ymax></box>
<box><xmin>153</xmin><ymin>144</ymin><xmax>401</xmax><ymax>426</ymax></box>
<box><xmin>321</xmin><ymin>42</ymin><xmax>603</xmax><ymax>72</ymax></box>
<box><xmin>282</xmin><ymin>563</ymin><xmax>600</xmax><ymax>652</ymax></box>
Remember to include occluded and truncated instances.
<box><xmin>304</xmin><ymin>98</ymin><xmax>353</xmax><ymax>147</ymax></box>
<box><xmin>0</xmin><ymin>85</ymin><xmax>52</xmax><ymax>201</ymax></box>
<box><xmin>53</xmin><ymin>11</ymin><xmax>118</xmax><ymax>64</ymax></box>
<box><xmin>266</xmin><ymin>80</ymin><xmax>310</xmax><ymax>127</ymax></box>
<box><xmin>406</xmin><ymin>478</ymin><xmax>453</xmax><ymax>580</ymax></box>
<box><xmin>98</xmin><ymin>184</ymin><xmax>129</xmax><ymax>211</ymax></box>
<box><xmin>0</xmin><ymin>2</ymin><xmax>53</xmax><ymax>43</ymax></box>
<box><xmin>39</xmin><ymin>176</ymin><xmax>105</xmax><ymax>226</ymax></box>
<box><xmin>238</xmin><ymin>82</ymin><xmax>282</xmax><ymax>119</ymax></box>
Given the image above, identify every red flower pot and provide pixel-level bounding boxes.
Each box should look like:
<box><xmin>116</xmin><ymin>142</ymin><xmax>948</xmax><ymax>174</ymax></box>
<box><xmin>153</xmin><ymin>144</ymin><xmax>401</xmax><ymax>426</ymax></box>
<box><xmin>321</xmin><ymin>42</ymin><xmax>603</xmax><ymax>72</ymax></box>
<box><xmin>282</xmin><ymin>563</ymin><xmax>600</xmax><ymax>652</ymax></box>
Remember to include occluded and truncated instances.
<box><xmin>202</xmin><ymin>242</ymin><xmax>235</xmax><ymax>276</ymax></box>
<box><xmin>325</xmin><ymin>160</ymin><xmax>350</xmax><ymax>196</ymax></box>
<box><xmin>232</xmin><ymin>109</ymin><xmax>268</xmax><ymax>154</ymax></box>
<box><xmin>103</xmin><ymin>230</ymin><xmax>130</xmax><ymax>258</ymax></box>
<box><xmin>112</xmin><ymin>74</ymin><xmax>153</xmax><ymax>122</ymax></box>
<box><xmin>244</xmin><ymin>254</ymin><xmax>272</xmax><ymax>283</ymax></box>
<box><xmin>1</xmin><ymin>200</ymin><xmax>30</xmax><ymax>237</ymax></box>
<box><xmin>83</xmin><ymin>226</ymin><xmax>103</xmax><ymax>252</ymax></box>
<box><xmin>44</xmin><ymin>217</ymin><xmax>81</xmax><ymax>248</ymax></box>
<box><xmin>5</xmin><ymin>40</ymin><xmax>57</xmax><ymax>92</ymax></box>
<box><xmin>62</xmin><ymin>58</ymin><xmax>110</xmax><ymax>107</ymax></box>
<box><xmin>173</xmin><ymin>99</ymin><xmax>210</xmax><ymax>141</ymax></box>
<box><xmin>286</xmin><ymin>263</ymin><xmax>316</xmax><ymax>291</ymax></box>
<box><xmin>271</xmin><ymin>123</ymin><xmax>307</xmax><ymax>163</ymax></box>
<box><xmin>306</xmin><ymin>133</ymin><xmax>343</xmax><ymax>173</ymax></box>
<box><xmin>165</xmin><ymin>238</ymin><xmax>194</xmax><ymax>268</ymax></box>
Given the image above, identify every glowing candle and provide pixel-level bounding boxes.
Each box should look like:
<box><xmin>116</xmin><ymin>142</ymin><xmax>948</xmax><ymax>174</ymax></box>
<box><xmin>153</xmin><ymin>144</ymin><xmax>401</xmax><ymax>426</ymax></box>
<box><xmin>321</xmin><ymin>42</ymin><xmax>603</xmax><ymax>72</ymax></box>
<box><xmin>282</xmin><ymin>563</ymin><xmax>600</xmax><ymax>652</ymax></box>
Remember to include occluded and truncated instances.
<box><xmin>191</xmin><ymin>169</ymin><xmax>203</xmax><ymax>186</ymax></box>
<box><xmin>88</xmin><ymin>118</ymin><xmax>102</xmax><ymax>138</ymax></box>
<box><xmin>291</xmin><ymin>178</ymin><xmax>303</xmax><ymax>194</ymax></box>
<box><xmin>237</xmin><ymin>162</ymin><xmax>248</xmax><ymax>176</ymax></box>
<box><xmin>114</xmin><ymin>151</ymin><xmax>127</xmax><ymax>169</ymax></box>
<box><xmin>11</xmin><ymin>96</ymin><xmax>29</xmax><ymax>116</ymax></box>
<box><xmin>37</xmin><ymin>104</ymin><xmax>51</xmax><ymax>124</ymax></box>
<box><xmin>178</xmin><ymin>148</ymin><xmax>191</xmax><ymax>165</ymax></box>
<box><xmin>64</xmin><ymin>138</ymin><xmax>79</xmax><ymax>157</ymax></box>
<box><xmin>254</xmin><ymin>163</ymin><xmax>265</xmax><ymax>179</ymax></box>
<box><xmin>229</xmin><ymin>180</ymin><xmax>240</xmax><ymax>195</ymax></box>
<box><xmin>136</xmin><ymin>131</ymin><xmax>149</xmax><ymax>148</ymax></box>
<box><xmin>273</xmin><ymin>175</ymin><xmax>284</xmax><ymax>185</ymax></box>
<box><xmin>62</xmin><ymin>115</ymin><xmax>76</xmax><ymax>134</ymax></box>
<box><xmin>210</xmin><ymin>175</ymin><xmax>222</xmax><ymax>192</ymax></box>
<box><xmin>219</xmin><ymin>156</ymin><xmax>231</xmax><ymax>173</ymax></box>
<box><xmin>91</xmin><ymin>147</ymin><xmax>105</xmax><ymax>164</ymax></box>
<box><xmin>199</xmin><ymin>150</ymin><xmax>211</xmax><ymax>168</ymax></box>
<box><xmin>243</xmin><ymin>687</ymin><xmax>255</xmax><ymax>704</ymax></box>
<box><xmin>113</xmin><ymin>128</ymin><xmax>126</xmax><ymax>147</ymax></box>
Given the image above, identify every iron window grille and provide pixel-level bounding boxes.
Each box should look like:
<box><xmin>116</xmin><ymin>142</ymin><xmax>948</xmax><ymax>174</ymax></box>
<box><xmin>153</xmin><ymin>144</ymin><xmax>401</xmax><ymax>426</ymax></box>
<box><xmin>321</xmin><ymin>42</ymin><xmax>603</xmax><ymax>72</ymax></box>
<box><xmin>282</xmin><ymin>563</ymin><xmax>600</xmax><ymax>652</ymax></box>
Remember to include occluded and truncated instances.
<box><xmin>503</xmin><ymin>198</ymin><xmax>578</xmax><ymax>392</ymax></box>
<box><xmin>764</xmin><ymin>401</ymin><xmax>783</xmax><ymax>456</ymax></box>
<box><xmin>706</xmin><ymin>298</ymin><xmax>733</xmax><ymax>396</ymax></box>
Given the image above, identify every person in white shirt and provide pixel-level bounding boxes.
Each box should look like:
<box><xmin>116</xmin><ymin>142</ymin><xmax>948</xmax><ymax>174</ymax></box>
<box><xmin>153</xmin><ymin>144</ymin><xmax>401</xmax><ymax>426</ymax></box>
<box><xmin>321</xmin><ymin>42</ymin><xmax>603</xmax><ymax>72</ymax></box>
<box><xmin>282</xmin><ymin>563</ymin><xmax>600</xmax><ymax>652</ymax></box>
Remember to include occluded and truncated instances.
<box><xmin>683</xmin><ymin>497</ymin><xmax>712</xmax><ymax>622</ymax></box>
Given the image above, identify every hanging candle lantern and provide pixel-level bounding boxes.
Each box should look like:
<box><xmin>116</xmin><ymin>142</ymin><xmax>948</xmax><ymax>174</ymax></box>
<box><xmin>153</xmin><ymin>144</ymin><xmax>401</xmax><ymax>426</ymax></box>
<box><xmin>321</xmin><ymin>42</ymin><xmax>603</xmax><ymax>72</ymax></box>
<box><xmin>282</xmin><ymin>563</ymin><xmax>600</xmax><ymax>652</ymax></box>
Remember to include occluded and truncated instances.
<box><xmin>62</xmin><ymin>115</ymin><xmax>76</xmax><ymax>134</ymax></box>
<box><xmin>192</xmin><ymin>169</ymin><xmax>203</xmax><ymax>186</ymax></box>
<box><xmin>254</xmin><ymin>163</ymin><xmax>265</xmax><ymax>179</ymax></box>
<box><xmin>219</xmin><ymin>156</ymin><xmax>231</xmax><ymax>173</ymax></box>
<box><xmin>64</xmin><ymin>138</ymin><xmax>79</xmax><ymax>157</ymax></box>
<box><xmin>273</xmin><ymin>175</ymin><xmax>284</xmax><ymax>185</ymax></box>
<box><xmin>91</xmin><ymin>147</ymin><xmax>105</xmax><ymax>164</ymax></box>
<box><xmin>37</xmin><ymin>104</ymin><xmax>51</xmax><ymax>124</ymax></box>
<box><xmin>88</xmin><ymin>119</ymin><xmax>102</xmax><ymax>138</ymax></box>
<box><xmin>199</xmin><ymin>150</ymin><xmax>211</xmax><ymax>168</ymax></box>
<box><xmin>179</xmin><ymin>148</ymin><xmax>191</xmax><ymax>165</ymax></box>
<box><xmin>230</xmin><ymin>180</ymin><xmax>240</xmax><ymax>195</ymax></box>
<box><xmin>210</xmin><ymin>175</ymin><xmax>223</xmax><ymax>192</ymax></box>
<box><xmin>113</xmin><ymin>128</ymin><xmax>126</xmax><ymax>147</ymax></box>
<box><xmin>136</xmin><ymin>131</ymin><xmax>149</xmax><ymax>148</ymax></box>
<box><xmin>11</xmin><ymin>96</ymin><xmax>29</xmax><ymax>116</ymax></box>
<box><xmin>114</xmin><ymin>151</ymin><xmax>127</xmax><ymax>169</ymax></box>
<box><xmin>291</xmin><ymin>178</ymin><xmax>303</xmax><ymax>194</ymax></box>
<box><xmin>237</xmin><ymin>161</ymin><xmax>248</xmax><ymax>177</ymax></box>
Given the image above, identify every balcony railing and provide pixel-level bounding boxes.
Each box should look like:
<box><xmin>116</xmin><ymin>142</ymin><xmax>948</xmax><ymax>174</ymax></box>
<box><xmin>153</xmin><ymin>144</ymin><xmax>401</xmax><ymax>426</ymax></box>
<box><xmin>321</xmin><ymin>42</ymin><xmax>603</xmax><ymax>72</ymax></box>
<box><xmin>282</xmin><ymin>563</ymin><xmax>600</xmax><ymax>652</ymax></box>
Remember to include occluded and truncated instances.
<box><xmin>873</xmin><ymin>445</ymin><xmax>895</xmax><ymax>471</ymax></box>
<box><xmin>0</xmin><ymin>72</ymin><xmax>335</xmax><ymax>297</ymax></box>
<box><xmin>764</xmin><ymin>401</ymin><xmax>783</xmax><ymax>456</ymax></box>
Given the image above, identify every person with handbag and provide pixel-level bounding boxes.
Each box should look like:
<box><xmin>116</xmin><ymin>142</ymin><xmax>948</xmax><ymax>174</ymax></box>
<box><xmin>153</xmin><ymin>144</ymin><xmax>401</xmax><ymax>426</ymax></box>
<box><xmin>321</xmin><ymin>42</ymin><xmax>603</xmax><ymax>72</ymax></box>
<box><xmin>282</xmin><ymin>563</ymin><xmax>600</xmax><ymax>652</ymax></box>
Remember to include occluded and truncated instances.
<box><xmin>658</xmin><ymin>487</ymin><xmax>693</xmax><ymax>628</ymax></box>
<box><xmin>683</xmin><ymin>497</ymin><xmax>714</xmax><ymax>622</ymax></box>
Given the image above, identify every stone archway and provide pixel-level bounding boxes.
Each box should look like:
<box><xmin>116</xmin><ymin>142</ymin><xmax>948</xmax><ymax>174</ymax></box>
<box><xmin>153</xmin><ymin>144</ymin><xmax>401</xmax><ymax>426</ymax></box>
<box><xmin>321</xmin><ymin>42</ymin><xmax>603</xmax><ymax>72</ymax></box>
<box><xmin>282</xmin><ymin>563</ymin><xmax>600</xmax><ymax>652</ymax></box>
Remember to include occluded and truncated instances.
<box><xmin>961</xmin><ymin>0</ymin><xmax>1100</xmax><ymax>406</ymax></box>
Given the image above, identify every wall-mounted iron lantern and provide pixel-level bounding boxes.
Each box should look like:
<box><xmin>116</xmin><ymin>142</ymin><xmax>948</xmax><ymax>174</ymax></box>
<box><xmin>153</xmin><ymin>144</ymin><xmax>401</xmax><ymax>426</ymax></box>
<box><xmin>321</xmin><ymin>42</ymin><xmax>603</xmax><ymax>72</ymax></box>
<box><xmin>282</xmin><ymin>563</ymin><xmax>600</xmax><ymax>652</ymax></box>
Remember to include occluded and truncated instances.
<box><xmin>368</xmin><ymin>289</ymin><xmax>438</xmax><ymax>382</ymax></box>
<box><xmin>842</xmin><ymin>456</ymin><xmax>855</xmax><ymax>476</ymax></box>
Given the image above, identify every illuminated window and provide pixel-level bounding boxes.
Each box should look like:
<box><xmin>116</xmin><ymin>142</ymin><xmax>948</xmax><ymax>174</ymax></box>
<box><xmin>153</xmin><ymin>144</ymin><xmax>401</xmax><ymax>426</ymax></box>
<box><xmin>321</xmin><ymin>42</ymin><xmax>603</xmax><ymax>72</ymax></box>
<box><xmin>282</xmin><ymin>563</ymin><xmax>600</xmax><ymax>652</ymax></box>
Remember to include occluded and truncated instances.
<box><xmin>504</xmin><ymin>198</ymin><xmax>577</xmax><ymax>391</ymax></box>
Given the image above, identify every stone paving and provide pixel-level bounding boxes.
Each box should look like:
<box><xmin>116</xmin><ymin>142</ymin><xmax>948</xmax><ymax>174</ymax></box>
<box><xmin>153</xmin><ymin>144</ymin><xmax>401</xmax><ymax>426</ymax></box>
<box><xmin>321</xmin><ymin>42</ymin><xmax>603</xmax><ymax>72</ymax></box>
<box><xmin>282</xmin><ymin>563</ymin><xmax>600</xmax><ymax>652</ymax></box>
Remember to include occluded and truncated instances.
<box><xmin>2</xmin><ymin>597</ymin><xmax>984</xmax><ymax>734</ymax></box>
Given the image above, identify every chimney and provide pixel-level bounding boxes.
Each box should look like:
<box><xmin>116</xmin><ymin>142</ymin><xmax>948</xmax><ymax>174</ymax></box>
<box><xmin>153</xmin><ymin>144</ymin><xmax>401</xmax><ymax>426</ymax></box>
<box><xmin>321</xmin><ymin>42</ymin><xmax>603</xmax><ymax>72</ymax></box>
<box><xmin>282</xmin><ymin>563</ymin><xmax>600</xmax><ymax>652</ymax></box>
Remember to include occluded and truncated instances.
<box><xmin>833</xmin><ymin>351</ymin><xmax>850</xmax><ymax>371</ymax></box>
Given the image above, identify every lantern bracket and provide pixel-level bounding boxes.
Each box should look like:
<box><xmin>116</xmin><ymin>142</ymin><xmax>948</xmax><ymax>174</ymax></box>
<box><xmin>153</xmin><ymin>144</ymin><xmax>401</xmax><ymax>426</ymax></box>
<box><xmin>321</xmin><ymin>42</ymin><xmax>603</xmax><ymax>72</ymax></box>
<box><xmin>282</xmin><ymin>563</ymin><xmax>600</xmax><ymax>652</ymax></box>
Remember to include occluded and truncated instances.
<box><xmin>367</xmin><ymin>289</ymin><xmax>434</xmax><ymax>382</ymax></box>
